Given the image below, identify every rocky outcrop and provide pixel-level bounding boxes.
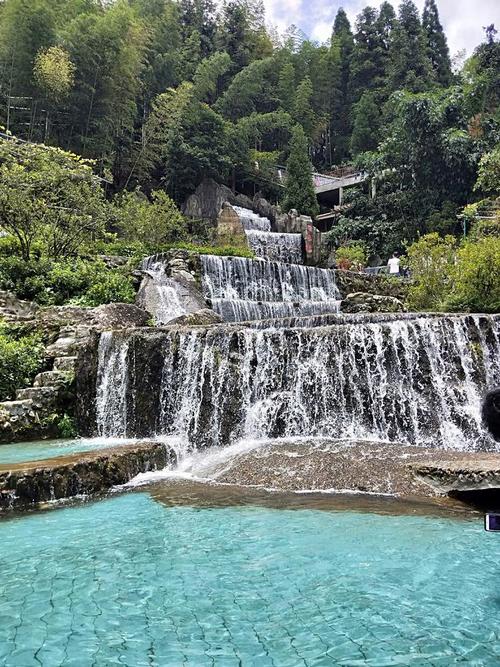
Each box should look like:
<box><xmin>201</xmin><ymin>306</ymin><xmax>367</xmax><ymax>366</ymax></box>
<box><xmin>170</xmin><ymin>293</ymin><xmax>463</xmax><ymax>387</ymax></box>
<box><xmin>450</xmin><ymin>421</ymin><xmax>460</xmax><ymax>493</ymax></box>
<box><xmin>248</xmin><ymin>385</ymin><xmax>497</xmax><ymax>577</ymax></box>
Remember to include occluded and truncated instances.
<box><xmin>335</xmin><ymin>269</ymin><xmax>409</xmax><ymax>301</ymax></box>
<box><xmin>216</xmin><ymin>203</ymin><xmax>250</xmax><ymax>250</ymax></box>
<box><xmin>182</xmin><ymin>178</ymin><xmax>256</xmax><ymax>223</ymax></box>
<box><xmin>341</xmin><ymin>292</ymin><xmax>407</xmax><ymax>314</ymax></box>
<box><xmin>0</xmin><ymin>442</ymin><xmax>176</xmax><ymax>510</ymax></box>
<box><xmin>168</xmin><ymin>309</ymin><xmax>223</xmax><ymax>326</ymax></box>
<box><xmin>37</xmin><ymin>303</ymin><xmax>150</xmax><ymax>329</ymax></box>
<box><xmin>0</xmin><ymin>290</ymin><xmax>37</xmax><ymax>321</ymax></box>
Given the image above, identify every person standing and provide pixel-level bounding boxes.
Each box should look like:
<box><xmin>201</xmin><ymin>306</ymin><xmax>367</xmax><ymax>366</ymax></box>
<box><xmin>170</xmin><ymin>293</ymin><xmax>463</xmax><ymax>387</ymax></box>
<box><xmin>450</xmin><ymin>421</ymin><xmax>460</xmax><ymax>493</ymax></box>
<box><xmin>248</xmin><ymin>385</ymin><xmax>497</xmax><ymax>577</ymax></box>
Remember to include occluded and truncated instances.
<box><xmin>387</xmin><ymin>253</ymin><xmax>400</xmax><ymax>276</ymax></box>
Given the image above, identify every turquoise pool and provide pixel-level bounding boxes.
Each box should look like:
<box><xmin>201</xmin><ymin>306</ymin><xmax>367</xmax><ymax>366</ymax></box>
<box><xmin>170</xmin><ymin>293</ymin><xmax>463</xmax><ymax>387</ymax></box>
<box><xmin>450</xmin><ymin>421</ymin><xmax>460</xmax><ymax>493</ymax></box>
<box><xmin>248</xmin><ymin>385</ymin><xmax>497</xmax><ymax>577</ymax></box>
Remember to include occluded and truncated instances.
<box><xmin>0</xmin><ymin>489</ymin><xmax>499</xmax><ymax>666</ymax></box>
<box><xmin>0</xmin><ymin>438</ymin><xmax>131</xmax><ymax>465</ymax></box>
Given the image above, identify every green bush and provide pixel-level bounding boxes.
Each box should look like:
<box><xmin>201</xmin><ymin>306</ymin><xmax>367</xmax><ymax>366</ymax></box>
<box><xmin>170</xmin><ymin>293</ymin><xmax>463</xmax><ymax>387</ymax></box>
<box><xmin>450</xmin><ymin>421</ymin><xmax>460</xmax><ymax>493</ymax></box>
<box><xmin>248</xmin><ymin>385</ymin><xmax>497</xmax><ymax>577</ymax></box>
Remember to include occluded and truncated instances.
<box><xmin>72</xmin><ymin>271</ymin><xmax>135</xmax><ymax>307</ymax></box>
<box><xmin>0</xmin><ymin>257</ymin><xmax>136</xmax><ymax>306</ymax></box>
<box><xmin>406</xmin><ymin>233</ymin><xmax>457</xmax><ymax>311</ymax></box>
<box><xmin>335</xmin><ymin>244</ymin><xmax>367</xmax><ymax>271</ymax></box>
<box><xmin>446</xmin><ymin>237</ymin><xmax>500</xmax><ymax>313</ymax></box>
<box><xmin>0</xmin><ymin>326</ymin><xmax>45</xmax><ymax>401</ymax></box>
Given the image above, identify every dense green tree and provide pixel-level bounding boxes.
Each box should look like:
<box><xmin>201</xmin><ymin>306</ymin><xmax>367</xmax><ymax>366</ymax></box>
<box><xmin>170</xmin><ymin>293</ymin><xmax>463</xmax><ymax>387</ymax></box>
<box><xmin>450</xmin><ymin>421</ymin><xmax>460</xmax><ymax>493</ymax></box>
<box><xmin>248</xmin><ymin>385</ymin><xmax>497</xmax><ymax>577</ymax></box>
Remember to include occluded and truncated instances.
<box><xmin>215</xmin><ymin>57</ymin><xmax>276</xmax><ymax>120</ymax></box>
<box><xmin>389</xmin><ymin>0</ymin><xmax>433</xmax><ymax>93</ymax></box>
<box><xmin>293</xmin><ymin>77</ymin><xmax>316</xmax><ymax>138</ymax></box>
<box><xmin>63</xmin><ymin>2</ymin><xmax>147</xmax><ymax>166</ymax></box>
<box><xmin>0</xmin><ymin>0</ymin><xmax>56</xmax><ymax>98</ymax></box>
<box><xmin>422</xmin><ymin>0</ymin><xmax>452</xmax><ymax>87</ymax></box>
<box><xmin>349</xmin><ymin>7</ymin><xmax>381</xmax><ymax>104</ymax></box>
<box><xmin>0</xmin><ymin>137</ymin><xmax>106</xmax><ymax>260</ymax></box>
<box><xmin>329</xmin><ymin>8</ymin><xmax>354</xmax><ymax>163</ymax></box>
<box><xmin>351</xmin><ymin>91</ymin><xmax>381</xmax><ymax>155</ymax></box>
<box><xmin>277</xmin><ymin>61</ymin><xmax>296</xmax><ymax>111</ymax></box>
<box><xmin>282</xmin><ymin>124</ymin><xmax>319</xmax><ymax>217</ymax></box>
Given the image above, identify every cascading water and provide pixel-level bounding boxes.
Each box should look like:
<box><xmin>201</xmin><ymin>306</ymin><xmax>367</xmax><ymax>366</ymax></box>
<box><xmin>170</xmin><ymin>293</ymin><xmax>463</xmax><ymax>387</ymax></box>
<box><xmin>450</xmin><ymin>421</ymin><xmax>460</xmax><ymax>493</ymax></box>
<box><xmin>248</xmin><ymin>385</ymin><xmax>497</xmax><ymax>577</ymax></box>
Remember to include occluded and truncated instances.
<box><xmin>94</xmin><ymin>314</ymin><xmax>500</xmax><ymax>452</ymax></box>
<box><xmin>232</xmin><ymin>205</ymin><xmax>304</xmax><ymax>264</ymax></box>
<box><xmin>141</xmin><ymin>261</ymin><xmax>188</xmax><ymax>325</ymax></box>
<box><xmin>200</xmin><ymin>254</ymin><xmax>341</xmax><ymax>322</ymax></box>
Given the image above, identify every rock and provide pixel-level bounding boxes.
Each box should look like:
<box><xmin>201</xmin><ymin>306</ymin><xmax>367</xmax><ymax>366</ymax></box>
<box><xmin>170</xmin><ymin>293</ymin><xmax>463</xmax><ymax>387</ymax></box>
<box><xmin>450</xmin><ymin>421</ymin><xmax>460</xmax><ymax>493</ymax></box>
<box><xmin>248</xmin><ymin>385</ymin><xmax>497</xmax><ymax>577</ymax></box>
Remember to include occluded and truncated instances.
<box><xmin>33</xmin><ymin>371</ymin><xmax>70</xmax><ymax>387</ymax></box>
<box><xmin>136</xmin><ymin>272</ymin><xmax>207</xmax><ymax>324</ymax></box>
<box><xmin>53</xmin><ymin>357</ymin><xmax>78</xmax><ymax>373</ymax></box>
<box><xmin>168</xmin><ymin>309</ymin><xmax>223</xmax><ymax>326</ymax></box>
<box><xmin>92</xmin><ymin>303</ymin><xmax>150</xmax><ymax>329</ymax></box>
<box><xmin>252</xmin><ymin>195</ymin><xmax>280</xmax><ymax>224</ymax></box>
<box><xmin>216</xmin><ymin>203</ymin><xmax>249</xmax><ymax>250</ymax></box>
<box><xmin>0</xmin><ymin>290</ymin><xmax>38</xmax><ymax>321</ymax></box>
<box><xmin>335</xmin><ymin>269</ymin><xmax>409</xmax><ymax>301</ymax></box>
<box><xmin>182</xmin><ymin>178</ymin><xmax>235</xmax><ymax>222</ymax></box>
<box><xmin>0</xmin><ymin>442</ymin><xmax>177</xmax><ymax>510</ymax></box>
<box><xmin>341</xmin><ymin>292</ymin><xmax>407</xmax><ymax>314</ymax></box>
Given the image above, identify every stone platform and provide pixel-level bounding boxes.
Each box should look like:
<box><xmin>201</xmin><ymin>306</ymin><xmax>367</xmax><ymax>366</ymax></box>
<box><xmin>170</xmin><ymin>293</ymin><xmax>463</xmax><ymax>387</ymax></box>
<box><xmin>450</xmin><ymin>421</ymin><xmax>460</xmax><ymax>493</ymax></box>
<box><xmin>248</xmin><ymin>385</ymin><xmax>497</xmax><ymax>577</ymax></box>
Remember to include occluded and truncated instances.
<box><xmin>0</xmin><ymin>442</ymin><xmax>176</xmax><ymax>510</ymax></box>
<box><xmin>209</xmin><ymin>440</ymin><xmax>500</xmax><ymax>501</ymax></box>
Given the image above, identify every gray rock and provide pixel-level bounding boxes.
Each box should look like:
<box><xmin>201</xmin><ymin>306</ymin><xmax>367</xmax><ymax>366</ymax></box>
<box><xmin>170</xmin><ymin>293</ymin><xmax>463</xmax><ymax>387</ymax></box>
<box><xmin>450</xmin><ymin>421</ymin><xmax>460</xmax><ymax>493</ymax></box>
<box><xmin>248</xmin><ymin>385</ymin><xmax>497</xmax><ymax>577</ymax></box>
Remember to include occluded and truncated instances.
<box><xmin>341</xmin><ymin>292</ymin><xmax>407</xmax><ymax>314</ymax></box>
<box><xmin>168</xmin><ymin>309</ymin><xmax>223</xmax><ymax>326</ymax></box>
<box><xmin>92</xmin><ymin>303</ymin><xmax>150</xmax><ymax>329</ymax></box>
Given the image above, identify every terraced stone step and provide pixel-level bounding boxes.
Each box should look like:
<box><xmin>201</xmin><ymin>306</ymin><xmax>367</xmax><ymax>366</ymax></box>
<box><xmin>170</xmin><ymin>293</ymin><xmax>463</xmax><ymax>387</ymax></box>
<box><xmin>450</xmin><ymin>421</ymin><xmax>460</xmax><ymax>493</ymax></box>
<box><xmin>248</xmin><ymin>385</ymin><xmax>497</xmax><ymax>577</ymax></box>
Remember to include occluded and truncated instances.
<box><xmin>16</xmin><ymin>386</ymin><xmax>60</xmax><ymax>406</ymax></box>
<box><xmin>53</xmin><ymin>356</ymin><xmax>78</xmax><ymax>373</ymax></box>
<box><xmin>33</xmin><ymin>371</ymin><xmax>69</xmax><ymax>387</ymax></box>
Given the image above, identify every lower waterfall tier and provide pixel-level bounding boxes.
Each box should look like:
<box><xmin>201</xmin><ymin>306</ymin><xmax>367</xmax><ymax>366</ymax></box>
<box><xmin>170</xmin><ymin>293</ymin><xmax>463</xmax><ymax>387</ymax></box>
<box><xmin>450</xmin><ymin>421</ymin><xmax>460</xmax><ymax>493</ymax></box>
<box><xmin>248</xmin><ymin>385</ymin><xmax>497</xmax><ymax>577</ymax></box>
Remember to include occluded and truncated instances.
<box><xmin>87</xmin><ymin>314</ymin><xmax>500</xmax><ymax>453</ymax></box>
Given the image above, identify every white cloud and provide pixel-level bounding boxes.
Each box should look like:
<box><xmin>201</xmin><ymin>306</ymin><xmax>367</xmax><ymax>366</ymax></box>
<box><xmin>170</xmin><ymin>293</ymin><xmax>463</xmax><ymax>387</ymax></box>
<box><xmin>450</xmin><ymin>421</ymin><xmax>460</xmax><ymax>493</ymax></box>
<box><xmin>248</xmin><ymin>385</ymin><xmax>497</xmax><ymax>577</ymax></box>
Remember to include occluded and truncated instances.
<box><xmin>262</xmin><ymin>0</ymin><xmax>498</xmax><ymax>57</ymax></box>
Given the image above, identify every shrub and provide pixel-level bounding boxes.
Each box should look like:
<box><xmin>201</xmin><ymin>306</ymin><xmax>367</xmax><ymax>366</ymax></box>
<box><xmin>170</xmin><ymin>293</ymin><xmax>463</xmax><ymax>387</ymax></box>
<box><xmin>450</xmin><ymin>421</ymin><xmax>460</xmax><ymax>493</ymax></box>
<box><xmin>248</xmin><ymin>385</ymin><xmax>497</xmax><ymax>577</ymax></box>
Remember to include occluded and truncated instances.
<box><xmin>335</xmin><ymin>244</ymin><xmax>367</xmax><ymax>271</ymax></box>
<box><xmin>0</xmin><ymin>326</ymin><xmax>45</xmax><ymax>401</ymax></box>
<box><xmin>115</xmin><ymin>190</ymin><xmax>189</xmax><ymax>247</ymax></box>
<box><xmin>446</xmin><ymin>237</ymin><xmax>500</xmax><ymax>313</ymax></box>
<box><xmin>406</xmin><ymin>233</ymin><xmax>457</xmax><ymax>311</ymax></box>
<box><xmin>0</xmin><ymin>257</ymin><xmax>136</xmax><ymax>306</ymax></box>
<box><xmin>72</xmin><ymin>271</ymin><xmax>135</xmax><ymax>307</ymax></box>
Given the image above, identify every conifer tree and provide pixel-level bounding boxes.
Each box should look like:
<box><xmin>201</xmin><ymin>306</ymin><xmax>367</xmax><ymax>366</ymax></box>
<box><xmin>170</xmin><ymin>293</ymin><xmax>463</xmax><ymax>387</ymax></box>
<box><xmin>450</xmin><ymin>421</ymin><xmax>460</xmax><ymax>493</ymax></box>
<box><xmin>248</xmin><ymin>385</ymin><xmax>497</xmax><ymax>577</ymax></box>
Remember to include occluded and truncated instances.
<box><xmin>349</xmin><ymin>7</ymin><xmax>380</xmax><ymax>104</ymax></box>
<box><xmin>329</xmin><ymin>8</ymin><xmax>354</xmax><ymax>164</ymax></box>
<box><xmin>389</xmin><ymin>0</ymin><xmax>433</xmax><ymax>93</ymax></box>
<box><xmin>351</xmin><ymin>91</ymin><xmax>380</xmax><ymax>155</ymax></box>
<box><xmin>422</xmin><ymin>0</ymin><xmax>452</xmax><ymax>86</ymax></box>
<box><xmin>282</xmin><ymin>124</ymin><xmax>319</xmax><ymax>217</ymax></box>
<box><xmin>374</xmin><ymin>2</ymin><xmax>397</xmax><ymax>97</ymax></box>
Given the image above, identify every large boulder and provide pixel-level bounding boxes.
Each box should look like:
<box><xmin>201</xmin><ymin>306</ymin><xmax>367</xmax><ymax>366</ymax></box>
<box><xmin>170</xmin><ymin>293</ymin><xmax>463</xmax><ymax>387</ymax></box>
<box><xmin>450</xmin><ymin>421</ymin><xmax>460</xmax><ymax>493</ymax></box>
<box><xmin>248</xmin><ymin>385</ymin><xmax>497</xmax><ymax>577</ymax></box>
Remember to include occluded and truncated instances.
<box><xmin>91</xmin><ymin>303</ymin><xmax>150</xmax><ymax>328</ymax></box>
<box><xmin>341</xmin><ymin>292</ymin><xmax>407</xmax><ymax>314</ymax></box>
<box><xmin>0</xmin><ymin>290</ymin><xmax>38</xmax><ymax>321</ymax></box>
<box><xmin>168</xmin><ymin>309</ymin><xmax>223</xmax><ymax>326</ymax></box>
<box><xmin>216</xmin><ymin>203</ymin><xmax>250</xmax><ymax>250</ymax></box>
<box><xmin>182</xmin><ymin>178</ymin><xmax>235</xmax><ymax>221</ymax></box>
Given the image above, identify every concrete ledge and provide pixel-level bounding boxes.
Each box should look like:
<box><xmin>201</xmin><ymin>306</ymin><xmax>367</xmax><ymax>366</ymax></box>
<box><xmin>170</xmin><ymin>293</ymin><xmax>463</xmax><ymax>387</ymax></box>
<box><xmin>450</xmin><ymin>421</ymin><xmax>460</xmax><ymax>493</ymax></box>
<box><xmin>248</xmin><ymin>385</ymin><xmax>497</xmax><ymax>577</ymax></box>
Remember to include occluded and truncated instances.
<box><xmin>0</xmin><ymin>442</ymin><xmax>176</xmax><ymax>510</ymax></box>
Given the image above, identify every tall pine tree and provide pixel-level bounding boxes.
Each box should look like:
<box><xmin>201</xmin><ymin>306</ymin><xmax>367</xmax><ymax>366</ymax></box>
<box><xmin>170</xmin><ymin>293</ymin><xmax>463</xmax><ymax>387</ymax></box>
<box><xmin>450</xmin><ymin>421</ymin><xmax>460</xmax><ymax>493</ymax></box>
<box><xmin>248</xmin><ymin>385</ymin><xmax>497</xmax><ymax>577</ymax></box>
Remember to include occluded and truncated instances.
<box><xmin>349</xmin><ymin>7</ymin><xmax>381</xmax><ymax>104</ymax></box>
<box><xmin>282</xmin><ymin>124</ymin><xmax>319</xmax><ymax>217</ymax></box>
<box><xmin>422</xmin><ymin>0</ymin><xmax>452</xmax><ymax>87</ymax></box>
<box><xmin>389</xmin><ymin>0</ymin><xmax>433</xmax><ymax>93</ymax></box>
<box><xmin>351</xmin><ymin>91</ymin><xmax>380</xmax><ymax>155</ymax></box>
<box><xmin>329</xmin><ymin>8</ymin><xmax>353</xmax><ymax>164</ymax></box>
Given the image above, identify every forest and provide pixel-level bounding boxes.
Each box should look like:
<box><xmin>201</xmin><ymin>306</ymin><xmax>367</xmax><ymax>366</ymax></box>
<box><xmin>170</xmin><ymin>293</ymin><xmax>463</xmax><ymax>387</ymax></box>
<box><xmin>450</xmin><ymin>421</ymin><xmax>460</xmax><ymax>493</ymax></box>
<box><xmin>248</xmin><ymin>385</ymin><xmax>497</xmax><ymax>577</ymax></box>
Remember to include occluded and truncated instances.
<box><xmin>0</xmin><ymin>0</ymin><xmax>498</xmax><ymax>292</ymax></box>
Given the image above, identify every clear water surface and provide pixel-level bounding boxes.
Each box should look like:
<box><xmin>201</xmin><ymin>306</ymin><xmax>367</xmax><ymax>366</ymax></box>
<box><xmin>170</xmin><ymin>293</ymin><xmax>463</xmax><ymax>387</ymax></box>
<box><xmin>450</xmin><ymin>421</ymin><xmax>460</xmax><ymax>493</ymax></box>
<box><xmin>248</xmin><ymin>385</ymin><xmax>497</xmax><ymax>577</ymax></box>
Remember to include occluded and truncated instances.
<box><xmin>0</xmin><ymin>490</ymin><xmax>499</xmax><ymax>666</ymax></box>
<box><xmin>0</xmin><ymin>438</ymin><xmax>132</xmax><ymax>465</ymax></box>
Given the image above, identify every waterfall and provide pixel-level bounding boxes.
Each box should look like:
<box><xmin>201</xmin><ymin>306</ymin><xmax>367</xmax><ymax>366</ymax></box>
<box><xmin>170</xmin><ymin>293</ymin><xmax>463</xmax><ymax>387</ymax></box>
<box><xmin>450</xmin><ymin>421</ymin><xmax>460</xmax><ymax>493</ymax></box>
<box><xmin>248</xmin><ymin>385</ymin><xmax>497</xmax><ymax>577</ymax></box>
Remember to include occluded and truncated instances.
<box><xmin>200</xmin><ymin>255</ymin><xmax>341</xmax><ymax>322</ymax></box>
<box><xmin>232</xmin><ymin>206</ymin><xmax>271</xmax><ymax>232</ymax></box>
<box><xmin>96</xmin><ymin>332</ymin><xmax>129</xmax><ymax>438</ymax></box>
<box><xmin>245</xmin><ymin>230</ymin><xmax>304</xmax><ymax>264</ymax></box>
<box><xmin>231</xmin><ymin>206</ymin><xmax>304</xmax><ymax>264</ymax></box>
<box><xmin>142</xmin><ymin>261</ymin><xmax>188</xmax><ymax>325</ymax></box>
<box><xmin>94</xmin><ymin>314</ymin><xmax>500</xmax><ymax>451</ymax></box>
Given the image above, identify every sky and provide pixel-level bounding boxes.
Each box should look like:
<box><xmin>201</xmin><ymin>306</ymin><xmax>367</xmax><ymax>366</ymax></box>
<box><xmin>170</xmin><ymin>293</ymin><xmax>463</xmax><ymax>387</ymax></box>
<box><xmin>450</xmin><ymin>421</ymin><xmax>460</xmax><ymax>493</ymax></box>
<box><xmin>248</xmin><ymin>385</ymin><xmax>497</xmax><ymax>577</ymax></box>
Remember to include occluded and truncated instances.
<box><xmin>263</xmin><ymin>0</ymin><xmax>499</xmax><ymax>60</ymax></box>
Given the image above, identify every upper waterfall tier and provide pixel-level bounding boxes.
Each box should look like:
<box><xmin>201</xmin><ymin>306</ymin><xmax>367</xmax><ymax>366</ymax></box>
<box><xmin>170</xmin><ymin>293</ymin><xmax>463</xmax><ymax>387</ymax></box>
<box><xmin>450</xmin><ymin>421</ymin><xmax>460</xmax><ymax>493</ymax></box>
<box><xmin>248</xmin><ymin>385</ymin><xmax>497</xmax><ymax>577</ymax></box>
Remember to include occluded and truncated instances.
<box><xmin>92</xmin><ymin>314</ymin><xmax>500</xmax><ymax>452</ymax></box>
<box><xmin>232</xmin><ymin>206</ymin><xmax>271</xmax><ymax>232</ymax></box>
<box><xmin>201</xmin><ymin>255</ymin><xmax>341</xmax><ymax>304</ymax></box>
<box><xmin>245</xmin><ymin>229</ymin><xmax>303</xmax><ymax>264</ymax></box>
